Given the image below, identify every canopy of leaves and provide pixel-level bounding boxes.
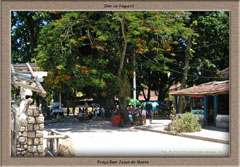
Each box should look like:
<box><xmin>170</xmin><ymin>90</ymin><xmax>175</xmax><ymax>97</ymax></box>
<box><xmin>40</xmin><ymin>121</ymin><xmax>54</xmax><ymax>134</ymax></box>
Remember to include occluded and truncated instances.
<box><xmin>11</xmin><ymin>11</ymin><xmax>229</xmax><ymax>107</ymax></box>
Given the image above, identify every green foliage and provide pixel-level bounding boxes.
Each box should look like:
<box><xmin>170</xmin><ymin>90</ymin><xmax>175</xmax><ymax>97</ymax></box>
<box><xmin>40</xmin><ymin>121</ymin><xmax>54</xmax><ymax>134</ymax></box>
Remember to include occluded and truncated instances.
<box><xmin>170</xmin><ymin>108</ymin><xmax>177</xmax><ymax>120</ymax></box>
<box><xmin>167</xmin><ymin>112</ymin><xmax>201</xmax><ymax>133</ymax></box>
<box><xmin>11</xmin><ymin>11</ymin><xmax>229</xmax><ymax>112</ymax></box>
<box><xmin>11</xmin><ymin>86</ymin><xmax>20</xmax><ymax>104</ymax></box>
<box><xmin>34</xmin><ymin>11</ymin><xmax>196</xmax><ymax>105</ymax></box>
<box><xmin>11</xmin><ymin>11</ymin><xmax>62</xmax><ymax>63</ymax></box>
<box><xmin>187</xmin><ymin>11</ymin><xmax>229</xmax><ymax>85</ymax></box>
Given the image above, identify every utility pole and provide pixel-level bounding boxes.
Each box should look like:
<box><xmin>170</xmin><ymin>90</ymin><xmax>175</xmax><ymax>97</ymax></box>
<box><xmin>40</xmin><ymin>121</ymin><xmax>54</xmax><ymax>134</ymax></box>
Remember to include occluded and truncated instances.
<box><xmin>133</xmin><ymin>52</ymin><xmax>136</xmax><ymax>109</ymax></box>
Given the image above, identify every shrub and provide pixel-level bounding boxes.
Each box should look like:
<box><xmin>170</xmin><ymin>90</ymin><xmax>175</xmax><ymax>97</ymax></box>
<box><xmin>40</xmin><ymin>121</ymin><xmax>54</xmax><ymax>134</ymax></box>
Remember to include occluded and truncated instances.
<box><xmin>169</xmin><ymin>108</ymin><xmax>176</xmax><ymax>120</ymax></box>
<box><xmin>167</xmin><ymin>112</ymin><xmax>201</xmax><ymax>133</ymax></box>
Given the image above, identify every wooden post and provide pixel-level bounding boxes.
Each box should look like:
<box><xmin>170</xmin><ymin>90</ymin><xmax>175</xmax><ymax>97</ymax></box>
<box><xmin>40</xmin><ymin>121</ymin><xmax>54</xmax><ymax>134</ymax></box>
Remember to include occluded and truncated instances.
<box><xmin>174</xmin><ymin>96</ymin><xmax>178</xmax><ymax>113</ymax></box>
<box><xmin>56</xmin><ymin>139</ymin><xmax>59</xmax><ymax>153</ymax></box>
<box><xmin>26</xmin><ymin>63</ymin><xmax>47</xmax><ymax>97</ymax></box>
<box><xmin>214</xmin><ymin>96</ymin><xmax>218</xmax><ymax>125</ymax></box>
<box><xmin>204</xmin><ymin>96</ymin><xmax>208</xmax><ymax>126</ymax></box>
<box><xmin>54</xmin><ymin>139</ymin><xmax>57</xmax><ymax>152</ymax></box>
<box><xmin>50</xmin><ymin>131</ymin><xmax>54</xmax><ymax>151</ymax></box>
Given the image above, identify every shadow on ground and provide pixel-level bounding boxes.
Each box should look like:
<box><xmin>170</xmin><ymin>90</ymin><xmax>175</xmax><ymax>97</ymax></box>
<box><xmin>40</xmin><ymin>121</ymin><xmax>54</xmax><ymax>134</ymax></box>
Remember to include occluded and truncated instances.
<box><xmin>204</xmin><ymin>126</ymin><xmax>229</xmax><ymax>132</ymax></box>
<box><xmin>44</xmin><ymin>117</ymin><xmax>135</xmax><ymax>133</ymax></box>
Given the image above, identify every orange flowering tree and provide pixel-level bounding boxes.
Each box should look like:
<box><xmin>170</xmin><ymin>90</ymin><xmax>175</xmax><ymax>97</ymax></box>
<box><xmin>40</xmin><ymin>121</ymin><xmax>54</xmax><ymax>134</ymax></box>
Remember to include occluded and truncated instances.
<box><xmin>36</xmin><ymin>11</ymin><xmax>196</xmax><ymax>123</ymax></box>
<box><xmin>36</xmin><ymin>12</ymin><xmax>119</xmax><ymax>107</ymax></box>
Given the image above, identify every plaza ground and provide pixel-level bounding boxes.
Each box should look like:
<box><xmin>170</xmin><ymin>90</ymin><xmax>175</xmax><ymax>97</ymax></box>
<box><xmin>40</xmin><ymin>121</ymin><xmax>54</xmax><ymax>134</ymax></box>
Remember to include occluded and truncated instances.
<box><xmin>44</xmin><ymin>117</ymin><xmax>229</xmax><ymax>156</ymax></box>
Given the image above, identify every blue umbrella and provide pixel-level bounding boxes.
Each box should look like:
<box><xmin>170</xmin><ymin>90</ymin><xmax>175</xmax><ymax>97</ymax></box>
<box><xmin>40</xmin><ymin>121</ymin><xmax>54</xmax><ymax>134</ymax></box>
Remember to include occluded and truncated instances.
<box><xmin>91</xmin><ymin>103</ymin><xmax>100</xmax><ymax>107</ymax></box>
<box><xmin>141</xmin><ymin>101</ymin><xmax>159</xmax><ymax>111</ymax></box>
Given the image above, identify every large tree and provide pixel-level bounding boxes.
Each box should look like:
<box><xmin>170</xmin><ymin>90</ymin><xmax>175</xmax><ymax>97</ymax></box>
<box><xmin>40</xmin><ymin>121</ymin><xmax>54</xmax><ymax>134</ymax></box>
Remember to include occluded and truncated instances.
<box><xmin>12</xmin><ymin>11</ymin><xmax>228</xmax><ymax>122</ymax></box>
<box><xmin>176</xmin><ymin>11</ymin><xmax>229</xmax><ymax>113</ymax></box>
<box><xmin>36</xmin><ymin>11</ymin><xmax>195</xmax><ymax>123</ymax></box>
<box><xmin>188</xmin><ymin>11</ymin><xmax>229</xmax><ymax>85</ymax></box>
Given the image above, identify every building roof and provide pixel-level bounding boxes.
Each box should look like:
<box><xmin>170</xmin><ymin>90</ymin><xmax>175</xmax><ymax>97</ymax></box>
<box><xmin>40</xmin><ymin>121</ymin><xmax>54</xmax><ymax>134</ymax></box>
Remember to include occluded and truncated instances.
<box><xmin>170</xmin><ymin>80</ymin><xmax>229</xmax><ymax>96</ymax></box>
<box><xmin>138</xmin><ymin>89</ymin><xmax>158</xmax><ymax>101</ymax></box>
<box><xmin>169</xmin><ymin>82</ymin><xmax>181</xmax><ymax>90</ymax></box>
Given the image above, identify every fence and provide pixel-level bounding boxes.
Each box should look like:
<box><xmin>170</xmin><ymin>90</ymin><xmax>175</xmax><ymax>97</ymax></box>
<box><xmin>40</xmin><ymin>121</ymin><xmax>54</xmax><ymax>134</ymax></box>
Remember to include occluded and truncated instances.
<box><xmin>44</xmin><ymin>129</ymin><xmax>69</xmax><ymax>156</ymax></box>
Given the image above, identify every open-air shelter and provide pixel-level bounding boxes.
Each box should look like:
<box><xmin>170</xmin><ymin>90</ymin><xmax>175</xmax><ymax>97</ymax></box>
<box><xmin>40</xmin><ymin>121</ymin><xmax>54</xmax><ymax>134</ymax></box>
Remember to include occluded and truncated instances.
<box><xmin>170</xmin><ymin>80</ymin><xmax>229</xmax><ymax>126</ymax></box>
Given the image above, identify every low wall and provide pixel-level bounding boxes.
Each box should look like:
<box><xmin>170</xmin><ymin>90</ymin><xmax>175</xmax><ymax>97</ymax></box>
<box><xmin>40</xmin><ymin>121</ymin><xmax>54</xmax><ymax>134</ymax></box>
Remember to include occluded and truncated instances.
<box><xmin>216</xmin><ymin>115</ymin><xmax>229</xmax><ymax>129</ymax></box>
<box><xmin>176</xmin><ymin>113</ymin><xmax>229</xmax><ymax>129</ymax></box>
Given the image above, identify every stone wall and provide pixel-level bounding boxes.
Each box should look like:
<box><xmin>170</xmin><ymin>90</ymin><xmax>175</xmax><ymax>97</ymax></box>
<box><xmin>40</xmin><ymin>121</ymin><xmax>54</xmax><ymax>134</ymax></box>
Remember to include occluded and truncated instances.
<box><xmin>16</xmin><ymin>106</ymin><xmax>45</xmax><ymax>156</ymax></box>
<box><xmin>16</xmin><ymin>118</ymin><xmax>28</xmax><ymax>156</ymax></box>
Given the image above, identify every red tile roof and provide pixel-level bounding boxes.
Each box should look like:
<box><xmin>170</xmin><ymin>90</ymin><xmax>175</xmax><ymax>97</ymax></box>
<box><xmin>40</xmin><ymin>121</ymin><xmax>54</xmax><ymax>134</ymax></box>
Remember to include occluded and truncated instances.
<box><xmin>170</xmin><ymin>80</ymin><xmax>229</xmax><ymax>96</ymax></box>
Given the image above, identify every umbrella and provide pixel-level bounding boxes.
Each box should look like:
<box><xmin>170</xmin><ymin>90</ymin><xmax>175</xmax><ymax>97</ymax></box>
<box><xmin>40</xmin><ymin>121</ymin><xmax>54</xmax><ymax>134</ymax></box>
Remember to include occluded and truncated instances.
<box><xmin>151</xmin><ymin>102</ymin><xmax>159</xmax><ymax>111</ymax></box>
<box><xmin>141</xmin><ymin>101</ymin><xmax>152</xmax><ymax>108</ymax></box>
<box><xmin>91</xmin><ymin>103</ymin><xmax>100</xmax><ymax>107</ymax></box>
<box><xmin>126</xmin><ymin>98</ymin><xmax>141</xmax><ymax>106</ymax></box>
<box><xmin>141</xmin><ymin>101</ymin><xmax>159</xmax><ymax>111</ymax></box>
<box><xmin>52</xmin><ymin>102</ymin><xmax>63</xmax><ymax>107</ymax></box>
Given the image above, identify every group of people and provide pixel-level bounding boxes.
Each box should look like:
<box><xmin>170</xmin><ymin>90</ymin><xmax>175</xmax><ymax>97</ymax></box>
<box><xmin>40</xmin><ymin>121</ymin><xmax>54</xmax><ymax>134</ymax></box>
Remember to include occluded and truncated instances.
<box><xmin>93</xmin><ymin>107</ymin><xmax>105</xmax><ymax>118</ymax></box>
<box><xmin>78</xmin><ymin>108</ymin><xmax>93</xmax><ymax>121</ymax></box>
<box><xmin>78</xmin><ymin>106</ymin><xmax>107</xmax><ymax>122</ymax></box>
<box><xmin>127</xmin><ymin>106</ymin><xmax>153</xmax><ymax>125</ymax></box>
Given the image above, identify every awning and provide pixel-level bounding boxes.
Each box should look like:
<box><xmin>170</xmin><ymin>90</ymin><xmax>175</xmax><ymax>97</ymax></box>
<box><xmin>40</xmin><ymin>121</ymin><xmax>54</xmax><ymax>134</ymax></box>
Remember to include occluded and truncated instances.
<box><xmin>170</xmin><ymin>80</ymin><xmax>229</xmax><ymax>96</ymax></box>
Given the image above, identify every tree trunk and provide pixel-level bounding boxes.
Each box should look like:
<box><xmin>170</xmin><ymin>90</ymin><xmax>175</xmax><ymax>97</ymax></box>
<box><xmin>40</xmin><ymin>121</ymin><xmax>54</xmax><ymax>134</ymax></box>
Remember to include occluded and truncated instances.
<box><xmin>142</xmin><ymin>88</ymin><xmax>147</xmax><ymax>101</ymax></box>
<box><xmin>178</xmin><ymin>35</ymin><xmax>192</xmax><ymax>113</ymax></box>
<box><xmin>147</xmin><ymin>86</ymin><xmax>151</xmax><ymax>101</ymax></box>
<box><xmin>158</xmin><ymin>82</ymin><xmax>173</xmax><ymax>102</ymax></box>
<box><xmin>119</xmin><ymin>96</ymin><xmax>130</xmax><ymax>124</ymax></box>
<box><xmin>118</xmin><ymin>20</ymin><xmax>128</xmax><ymax>76</ymax></box>
<box><xmin>117</xmin><ymin>20</ymin><xmax>131</xmax><ymax>124</ymax></box>
<box><xmin>142</xmin><ymin>87</ymin><xmax>151</xmax><ymax>101</ymax></box>
<box><xmin>101</xmin><ymin>96</ymin><xmax>115</xmax><ymax>119</ymax></box>
<box><xmin>158</xmin><ymin>88</ymin><xmax>167</xmax><ymax>102</ymax></box>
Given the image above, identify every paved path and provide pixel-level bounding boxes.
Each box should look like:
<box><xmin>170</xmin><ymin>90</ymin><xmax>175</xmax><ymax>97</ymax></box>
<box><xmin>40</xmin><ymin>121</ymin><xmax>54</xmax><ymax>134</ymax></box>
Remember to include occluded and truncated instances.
<box><xmin>44</xmin><ymin>118</ymin><xmax>229</xmax><ymax>156</ymax></box>
<box><xmin>135</xmin><ymin>119</ymin><xmax>229</xmax><ymax>144</ymax></box>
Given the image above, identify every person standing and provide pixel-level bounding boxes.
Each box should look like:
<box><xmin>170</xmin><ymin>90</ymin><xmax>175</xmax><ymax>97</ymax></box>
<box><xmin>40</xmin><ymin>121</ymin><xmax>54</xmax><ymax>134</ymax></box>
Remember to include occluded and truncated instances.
<box><xmin>147</xmin><ymin>108</ymin><xmax>153</xmax><ymax>124</ymax></box>
<box><xmin>78</xmin><ymin>111</ymin><xmax>83</xmax><ymax>122</ymax></box>
<box><xmin>141</xmin><ymin>108</ymin><xmax>147</xmax><ymax>125</ymax></box>
<box><xmin>100</xmin><ymin>107</ymin><xmax>105</xmax><ymax>119</ymax></box>
<box><xmin>67</xmin><ymin>108</ymin><xmax>70</xmax><ymax>116</ymax></box>
<box><xmin>137</xmin><ymin>106</ymin><xmax>143</xmax><ymax>125</ymax></box>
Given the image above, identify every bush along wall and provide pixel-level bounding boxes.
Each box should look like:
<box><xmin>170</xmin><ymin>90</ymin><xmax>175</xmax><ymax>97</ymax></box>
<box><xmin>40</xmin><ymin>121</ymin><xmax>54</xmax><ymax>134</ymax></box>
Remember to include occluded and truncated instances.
<box><xmin>166</xmin><ymin>112</ymin><xmax>201</xmax><ymax>133</ymax></box>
